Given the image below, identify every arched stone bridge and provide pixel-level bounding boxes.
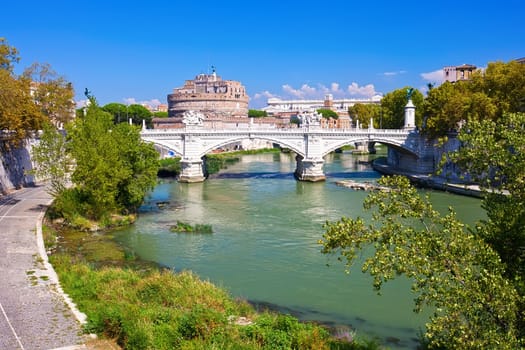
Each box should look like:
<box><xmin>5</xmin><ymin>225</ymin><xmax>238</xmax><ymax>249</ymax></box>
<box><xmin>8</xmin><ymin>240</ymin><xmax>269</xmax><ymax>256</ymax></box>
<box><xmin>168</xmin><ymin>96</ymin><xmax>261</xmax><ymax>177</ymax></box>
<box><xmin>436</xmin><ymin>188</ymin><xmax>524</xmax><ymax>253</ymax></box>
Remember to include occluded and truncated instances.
<box><xmin>140</xmin><ymin>124</ymin><xmax>432</xmax><ymax>182</ymax></box>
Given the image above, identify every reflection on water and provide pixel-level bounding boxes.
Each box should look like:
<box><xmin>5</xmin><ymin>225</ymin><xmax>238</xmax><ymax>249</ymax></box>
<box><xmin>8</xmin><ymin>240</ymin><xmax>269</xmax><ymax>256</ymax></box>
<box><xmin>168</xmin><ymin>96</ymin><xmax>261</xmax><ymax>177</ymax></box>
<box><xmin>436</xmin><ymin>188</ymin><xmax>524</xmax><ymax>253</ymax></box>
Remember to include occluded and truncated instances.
<box><xmin>114</xmin><ymin>151</ymin><xmax>484</xmax><ymax>349</ymax></box>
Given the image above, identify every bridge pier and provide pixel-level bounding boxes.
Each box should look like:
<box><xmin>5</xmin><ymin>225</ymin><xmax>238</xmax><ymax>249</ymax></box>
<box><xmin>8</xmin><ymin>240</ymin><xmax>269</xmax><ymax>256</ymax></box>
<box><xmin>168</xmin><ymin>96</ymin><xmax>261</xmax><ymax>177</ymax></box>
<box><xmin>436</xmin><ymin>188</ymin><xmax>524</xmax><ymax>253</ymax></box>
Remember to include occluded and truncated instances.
<box><xmin>294</xmin><ymin>155</ymin><xmax>326</xmax><ymax>182</ymax></box>
<box><xmin>179</xmin><ymin>158</ymin><xmax>206</xmax><ymax>183</ymax></box>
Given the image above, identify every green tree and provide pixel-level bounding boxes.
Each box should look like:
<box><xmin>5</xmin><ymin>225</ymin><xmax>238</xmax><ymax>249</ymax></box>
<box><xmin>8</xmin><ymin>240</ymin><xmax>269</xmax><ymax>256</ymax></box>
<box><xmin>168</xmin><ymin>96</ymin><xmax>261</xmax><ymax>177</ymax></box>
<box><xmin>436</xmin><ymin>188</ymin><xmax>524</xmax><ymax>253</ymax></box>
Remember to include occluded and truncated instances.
<box><xmin>248</xmin><ymin>109</ymin><xmax>268</xmax><ymax>118</ymax></box>
<box><xmin>127</xmin><ymin>104</ymin><xmax>152</xmax><ymax>127</ymax></box>
<box><xmin>23</xmin><ymin>63</ymin><xmax>75</xmax><ymax>127</ymax></box>
<box><xmin>111</xmin><ymin>122</ymin><xmax>159</xmax><ymax>211</ymax></box>
<box><xmin>66</xmin><ymin>97</ymin><xmax>158</xmax><ymax>220</ymax></box>
<box><xmin>422</xmin><ymin>81</ymin><xmax>497</xmax><ymax>137</ymax></box>
<box><xmin>152</xmin><ymin>111</ymin><xmax>168</xmax><ymax>118</ymax></box>
<box><xmin>380</xmin><ymin>87</ymin><xmax>424</xmax><ymax>129</ymax></box>
<box><xmin>320</xmin><ymin>175</ymin><xmax>521</xmax><ymax>349</ymax></box>
<box><xmin>316</xmin><ymin>108</ymin><xmax>338</xmax><ymax>119</ymax></box>
<box><xmin>471</xmin><ymin>60</ymin><xmax>525</xmax><ymax>115</ymax></box>
<box><xmin>0</xmin><ymin>69</ymin><xmax>44</xmax><ymax>146</ymax></box>
<box><xmin>0</xmin><ymin>37</ymin><xmax>19</xmax><ymax>72</ymax></box>
<box><xmin>30</xmin><ymin>123</ymin><xmax>73</xmax><ymax>197</ymax></box>
<box><xmin>348</xmin><ymin>103</ymin><xmax>381</xmax><ymax>128</ymax></box>
<box><xmin>102</xmin><ymin>102</ymin><xmax>128</xmax><ymax>123</ymax></box>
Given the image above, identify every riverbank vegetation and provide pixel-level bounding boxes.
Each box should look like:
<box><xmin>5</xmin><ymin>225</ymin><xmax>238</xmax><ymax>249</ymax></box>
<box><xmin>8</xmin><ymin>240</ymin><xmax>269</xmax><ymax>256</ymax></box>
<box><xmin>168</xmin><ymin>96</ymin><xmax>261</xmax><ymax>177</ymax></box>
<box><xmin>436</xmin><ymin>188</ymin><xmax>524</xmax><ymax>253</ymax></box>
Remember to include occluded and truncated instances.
<box><xmin>45</xmin><ymin>223</ymin><xmax>381</xmax><ymax>350</ymax></box>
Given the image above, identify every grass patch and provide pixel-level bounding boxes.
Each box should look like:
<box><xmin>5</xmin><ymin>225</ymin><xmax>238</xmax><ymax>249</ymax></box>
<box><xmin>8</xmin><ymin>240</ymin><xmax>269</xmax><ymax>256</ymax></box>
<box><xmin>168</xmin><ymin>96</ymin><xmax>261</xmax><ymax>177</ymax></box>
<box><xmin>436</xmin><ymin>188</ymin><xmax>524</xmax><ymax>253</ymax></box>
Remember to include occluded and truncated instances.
<box><xmin>51</xmin><ymin>254</ymin><xmax>347</xmax><ymax>349</ymax></box>
<box><xmin>170</xmin><ymin>221</ymin><xmax>213</xmax><ymax>234</ymax></box>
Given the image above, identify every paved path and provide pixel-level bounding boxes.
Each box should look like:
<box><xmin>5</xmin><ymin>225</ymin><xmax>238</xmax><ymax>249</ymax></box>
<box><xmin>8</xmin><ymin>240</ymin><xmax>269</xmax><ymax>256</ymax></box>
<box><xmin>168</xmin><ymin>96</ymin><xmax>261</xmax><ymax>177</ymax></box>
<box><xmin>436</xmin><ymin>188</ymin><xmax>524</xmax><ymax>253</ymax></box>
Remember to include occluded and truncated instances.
<box><xmin>0</xmin><ymin>185</ymin><xmax>85</xmax><ymax>350</ymax></box>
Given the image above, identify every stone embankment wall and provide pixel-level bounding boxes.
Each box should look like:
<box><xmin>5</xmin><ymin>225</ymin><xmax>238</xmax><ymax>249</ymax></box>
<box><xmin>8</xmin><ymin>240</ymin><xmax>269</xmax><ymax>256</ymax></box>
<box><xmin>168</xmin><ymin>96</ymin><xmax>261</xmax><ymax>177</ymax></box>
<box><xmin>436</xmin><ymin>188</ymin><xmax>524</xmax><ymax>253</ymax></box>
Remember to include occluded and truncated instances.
<box><xmin>0</xmin><ymin>139</ymin><xmax>36</xmax><ymax>194</ymax></box>
<box><xmin>385</xmin><ymin>132</ymin><xmax>462</xmax><ymax>179</ymax></box>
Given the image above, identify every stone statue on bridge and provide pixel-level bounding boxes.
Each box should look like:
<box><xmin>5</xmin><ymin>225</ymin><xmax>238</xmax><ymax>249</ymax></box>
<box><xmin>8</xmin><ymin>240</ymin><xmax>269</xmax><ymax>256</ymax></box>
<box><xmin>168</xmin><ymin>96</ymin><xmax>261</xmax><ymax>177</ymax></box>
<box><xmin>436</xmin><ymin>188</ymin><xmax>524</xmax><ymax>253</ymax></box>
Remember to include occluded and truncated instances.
<box><xmin>299</xmin><ymin>110</ymin><xmax>322</xmax><ymax>126</ymax></box>
<box><xmin>182</xmin><ymin>110</ymin><xmax>205</xmax><ymax>126</ymax></box>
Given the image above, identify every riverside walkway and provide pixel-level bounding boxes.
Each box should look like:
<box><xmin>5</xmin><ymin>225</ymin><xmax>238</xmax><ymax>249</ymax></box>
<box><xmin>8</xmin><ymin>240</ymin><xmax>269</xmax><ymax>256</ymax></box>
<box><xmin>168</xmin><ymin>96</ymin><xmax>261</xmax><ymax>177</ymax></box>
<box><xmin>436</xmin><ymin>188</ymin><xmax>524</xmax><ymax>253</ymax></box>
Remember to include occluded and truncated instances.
<box><xmin>0</xmin><ymin>185</ymin><xmax>85</xmax><ymax>350</ymax></box>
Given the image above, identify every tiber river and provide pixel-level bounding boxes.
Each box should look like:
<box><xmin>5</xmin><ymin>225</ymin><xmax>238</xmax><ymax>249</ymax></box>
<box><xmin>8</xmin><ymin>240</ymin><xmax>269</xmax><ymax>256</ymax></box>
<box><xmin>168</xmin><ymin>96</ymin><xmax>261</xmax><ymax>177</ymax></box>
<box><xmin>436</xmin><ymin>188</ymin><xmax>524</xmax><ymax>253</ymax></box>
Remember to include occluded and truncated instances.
<box><xmin>113</xmin><ymin>147</ymin><xmax>483</xmax><ymax>349</ymax></box>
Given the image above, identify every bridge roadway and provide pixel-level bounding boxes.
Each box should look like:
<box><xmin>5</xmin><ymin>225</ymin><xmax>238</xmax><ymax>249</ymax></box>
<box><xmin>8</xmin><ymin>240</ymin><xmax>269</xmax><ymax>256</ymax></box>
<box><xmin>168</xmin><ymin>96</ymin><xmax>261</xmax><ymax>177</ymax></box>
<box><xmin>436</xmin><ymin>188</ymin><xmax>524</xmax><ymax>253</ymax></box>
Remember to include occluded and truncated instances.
<box><xmin>140</xmin><ymin>125</ymin><xmax>421</xmax><ymax>182</ymax></box>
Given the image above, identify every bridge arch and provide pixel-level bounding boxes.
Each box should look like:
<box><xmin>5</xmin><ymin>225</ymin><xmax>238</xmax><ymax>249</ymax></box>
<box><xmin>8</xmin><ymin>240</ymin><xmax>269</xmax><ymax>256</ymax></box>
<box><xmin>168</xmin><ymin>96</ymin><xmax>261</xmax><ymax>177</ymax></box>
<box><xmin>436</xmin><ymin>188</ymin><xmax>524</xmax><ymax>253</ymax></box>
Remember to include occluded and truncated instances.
<box><xmin>142</xmin><ymin>139</ymin><xmax>183</xmax><ymax>157</ymax></box>
<box><xmin>321</xmin><ymin>136</ymin><xmax>418</xmax><ymax>158</ymax></box>
<box><xmin>197</xmin><ymin>136</ymin><xmax>305</xmax><ymax>158</ymax></box>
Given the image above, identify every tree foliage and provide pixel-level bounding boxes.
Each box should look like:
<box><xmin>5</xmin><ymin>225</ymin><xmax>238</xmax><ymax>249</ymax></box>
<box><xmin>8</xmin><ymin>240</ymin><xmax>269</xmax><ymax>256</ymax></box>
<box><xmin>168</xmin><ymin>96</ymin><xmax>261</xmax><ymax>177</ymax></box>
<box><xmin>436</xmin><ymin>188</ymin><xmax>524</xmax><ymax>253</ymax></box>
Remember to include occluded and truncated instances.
<box><xmin>447</xmin><ymin>112</ymin><xmax>525</xmax><ymax>339</ymax></box>
<box><xmin>102</xmin><ymin>102</ymin><xmax>129</xmax><ymax>123</ymax></box>
<box><xmin>471</xmin><ymin>60</ymin><xmax>525</xmax><ymax>115</ymax></box>
<box><xmin>321</xmin><ymin>175</ymin><xmax>522</xmax><ymax>349</ymax></box>
<box><xmin>30</xmin><ymin>123</ymin><xmax>73</xmax><ymax>197</ymax></box>
<box><xmin>153</xmin><ymin>111</ymin><xmax>168</xmax><ymax>118</ymax></box>
<box><xmin>23</xmin><ymin>62</ymin><xmax>75</xmax><ymax>127</ymax></box>
<box><xmin>65</xmin><ymin>98</ymin><xmax>159</xmax><ymax>220</ymax></box>
<box><xmin>380</xmin><ymin>87</ymin><xmax>424</xmax><ymax>129</ymax></box>
<box><xmin>248</xmin><ymin>109</ymin><xmax>268</xmax><ymax>118</ymax></box>
<box><xmin>0</xmin><ymin>37</ymin><xmax>19</xmax><ymax>72</ymax></box>
<box><xmin>422</xmin><ymin>60</ymin><xmax>525</xmax><ymax>137</ymax></box>
<box><xmin>0</xmin><ymin>39</ymin><xmax>73</xmax><ymax>146</ymax></box>
<box><xmin>422</xmin><ymin>81</ymin><xmax>497</xmax><ymax>137</ymax></box>
<box><xmin>348</xmin><ymin>103</ymin><xmax>381</xmax><ymax>128</ymax></box>
<box><xmin>0</xmin><ymin>69</ymin><xmax>44</xmax><ymax>145</ymax></box>
<box><xmin>127</xmin><ymin>104</ymin><xmax>152</xmax><ymax>127</ymax></box>
<box><xmin>316</xmin><ymin>108</ymin><xmax>338</xmax><ymax>119</ymax></box>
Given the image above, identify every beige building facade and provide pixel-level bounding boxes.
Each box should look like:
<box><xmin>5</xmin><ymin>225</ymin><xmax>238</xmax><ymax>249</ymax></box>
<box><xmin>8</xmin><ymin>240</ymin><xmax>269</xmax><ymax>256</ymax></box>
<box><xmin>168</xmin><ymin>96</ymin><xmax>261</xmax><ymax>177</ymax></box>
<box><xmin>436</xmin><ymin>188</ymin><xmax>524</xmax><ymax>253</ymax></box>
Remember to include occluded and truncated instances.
<box><xmin>443</xmin><ymin>64</ymin><xmax>477</xmax><ymax>82</ymax></box>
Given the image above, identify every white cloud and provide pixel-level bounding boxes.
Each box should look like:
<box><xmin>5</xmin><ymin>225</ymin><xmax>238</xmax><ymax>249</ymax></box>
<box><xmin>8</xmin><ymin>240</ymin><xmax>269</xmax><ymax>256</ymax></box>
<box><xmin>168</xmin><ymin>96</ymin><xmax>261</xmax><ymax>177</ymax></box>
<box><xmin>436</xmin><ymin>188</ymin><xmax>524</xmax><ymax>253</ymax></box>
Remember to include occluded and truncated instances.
<box><xmin>280</xmin><ymin>82</ymin><xmax>378</xmax><ymax>100</ymax></box>
<box><xmin>253</xmin><ymin>90</ymin><xmax>278</xmax><ymax>100</ymax></box>
<box><xmin>281</xmin><ymin>83</ymin><xmax>319</xmax><ymax>99</ymax></box>
<box><xmin>346</xmin><ymin>82</ymin><xmax>378</xmax><ymax>98</ymax></box>
<box><xmin>420</xmin><ymin>69</ymin><xmax>444</xmax><ymax>83</ymax></box>
<box><xmin>250</xmin><ymin>81</ymin><xmax>381</xmax><ymax>108</ymax></box>
<box><xmin>331</xmin><ymin>82</ymin><xmax>341</xmax><ymax>93</ymax></box>
<box><xmin>123</xmin><ymin>98</ymin><xmax>162</xmax><ymax>108</ymax></box>
<box><xmin>382</xmin><ymin>70</ymin><xmax>407</xmax><ymax>76</ymax></box>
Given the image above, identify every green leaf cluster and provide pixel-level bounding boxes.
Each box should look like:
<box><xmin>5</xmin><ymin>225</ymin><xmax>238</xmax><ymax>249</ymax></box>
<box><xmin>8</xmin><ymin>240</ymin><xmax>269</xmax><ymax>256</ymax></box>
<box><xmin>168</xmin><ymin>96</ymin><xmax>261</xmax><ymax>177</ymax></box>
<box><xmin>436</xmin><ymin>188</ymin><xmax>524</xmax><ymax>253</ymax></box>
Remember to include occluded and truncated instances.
<box><xmin>321</xmin><ymin>176</ymin><xmax>522</xmax><ymax>349</ymax></box>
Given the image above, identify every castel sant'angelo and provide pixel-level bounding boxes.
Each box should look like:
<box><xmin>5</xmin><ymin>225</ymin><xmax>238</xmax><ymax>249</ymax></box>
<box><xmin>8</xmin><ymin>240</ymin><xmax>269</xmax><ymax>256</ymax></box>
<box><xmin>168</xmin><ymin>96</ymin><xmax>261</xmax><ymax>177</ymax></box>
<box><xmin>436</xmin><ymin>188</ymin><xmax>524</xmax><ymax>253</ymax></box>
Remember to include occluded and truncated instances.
<box><xmin>167</xmin><ymin>67</ymin><xmax>248</xmax><ymax>118</ymax></box>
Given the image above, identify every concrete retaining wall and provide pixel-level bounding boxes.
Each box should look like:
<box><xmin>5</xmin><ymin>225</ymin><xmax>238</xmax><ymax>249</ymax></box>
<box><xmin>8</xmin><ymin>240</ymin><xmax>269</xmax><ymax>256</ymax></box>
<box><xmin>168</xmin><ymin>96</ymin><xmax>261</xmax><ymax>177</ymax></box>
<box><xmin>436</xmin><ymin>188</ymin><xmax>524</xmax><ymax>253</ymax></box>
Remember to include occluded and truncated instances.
<box><xmin>0</xmin><ymin>140</ymin><xmax>36</xmax><ymax>194</ymax></box>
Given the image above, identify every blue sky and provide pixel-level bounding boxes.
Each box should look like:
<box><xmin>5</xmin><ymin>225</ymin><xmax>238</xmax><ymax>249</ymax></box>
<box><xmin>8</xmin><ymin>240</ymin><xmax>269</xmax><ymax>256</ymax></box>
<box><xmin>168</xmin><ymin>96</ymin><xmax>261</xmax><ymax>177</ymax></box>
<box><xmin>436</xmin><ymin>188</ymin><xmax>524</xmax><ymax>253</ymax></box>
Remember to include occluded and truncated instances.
<box><xmin>2</xmin><ymin>0</ymin><xmax>523</xmax><ymax>109</ymax></box>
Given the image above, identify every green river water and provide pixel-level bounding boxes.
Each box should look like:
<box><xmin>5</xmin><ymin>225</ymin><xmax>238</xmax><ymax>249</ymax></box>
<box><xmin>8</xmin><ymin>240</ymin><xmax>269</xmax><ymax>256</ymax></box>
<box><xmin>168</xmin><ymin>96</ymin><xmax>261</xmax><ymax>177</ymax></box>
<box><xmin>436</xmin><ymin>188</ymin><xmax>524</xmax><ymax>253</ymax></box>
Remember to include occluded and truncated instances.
<box><xmin>113</xmin><ymin>149</ymin><xmax>484</xmax><ymax>349</ymax></box>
